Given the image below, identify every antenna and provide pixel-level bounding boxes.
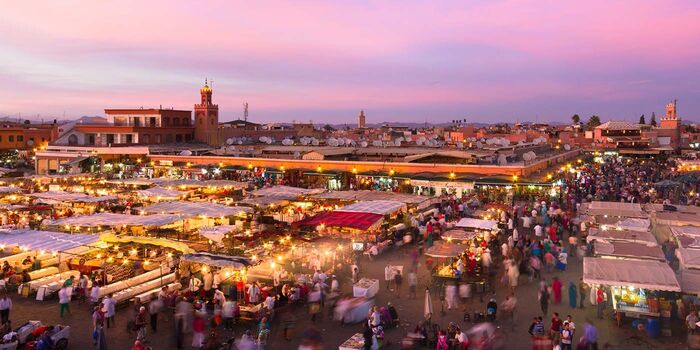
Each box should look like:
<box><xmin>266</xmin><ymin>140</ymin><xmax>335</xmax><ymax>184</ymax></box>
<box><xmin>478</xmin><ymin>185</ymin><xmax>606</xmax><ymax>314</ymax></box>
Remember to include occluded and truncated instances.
<box><xmin>243</xmin><ymin>102</ymin><xmax>249</xmax><ymax>122</ymax></box>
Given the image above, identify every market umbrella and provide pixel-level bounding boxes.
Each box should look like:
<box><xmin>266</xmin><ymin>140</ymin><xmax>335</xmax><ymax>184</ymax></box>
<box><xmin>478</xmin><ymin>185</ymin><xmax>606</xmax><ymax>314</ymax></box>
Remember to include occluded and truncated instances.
<box><xmin>424</xmin><ymin>288</ymin><xmax>433</xmax><ymax>322</ymax></box>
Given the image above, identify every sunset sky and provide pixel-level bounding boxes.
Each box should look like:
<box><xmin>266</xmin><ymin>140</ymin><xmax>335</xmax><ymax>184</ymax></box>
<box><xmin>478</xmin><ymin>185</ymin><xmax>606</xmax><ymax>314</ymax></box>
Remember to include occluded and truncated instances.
<box><xmin>2</xmin><ymin>1</ymin><xmax>700</xmax><ymax>123</ymax></box>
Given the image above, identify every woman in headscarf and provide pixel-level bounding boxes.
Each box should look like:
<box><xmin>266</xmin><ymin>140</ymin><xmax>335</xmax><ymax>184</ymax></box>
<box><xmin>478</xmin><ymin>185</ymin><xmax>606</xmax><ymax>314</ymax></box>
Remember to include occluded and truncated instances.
<box><xmin>568</xmin><ymin>281</ymin><xmax>577</xmax><ymax>309</ymax></box>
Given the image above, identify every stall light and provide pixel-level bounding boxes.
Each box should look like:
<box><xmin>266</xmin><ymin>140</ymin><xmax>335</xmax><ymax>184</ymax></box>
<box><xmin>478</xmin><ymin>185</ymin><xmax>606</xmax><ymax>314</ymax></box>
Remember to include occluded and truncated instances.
<box><xmin>143</xmin><ymin>260</ymin><xmax>150</xmax><ymax>266</ymax></box>
<box><xmin>251</xmin><ymin>255</ymin><xmax>258</xmax><ymax>261</ymax></box>
<box><xmin>270</xmin><ymin>262</ymin><xmax>276</xmax><ymax>268</ymax></box>
<box><xmin>122</xmin><ymin>259</ymin><xmax>129</xmax><ymax>264</ymax></box>
<box><xmin>213</xmin><ymin>168</ymin><xmax>221</xmax><ymax>175</ymax></box>
<box><xmin>97</xmin><ymin>253</ymin><xmax>103</xmax><ymax>259</ymax></box>
<box><xmin>389</xmin><ymin>169</ymin><xmax>395</xmax><ymax>176</ymax></box>
<box><xmin>316</xmin><ymin>166</ymin><xmax>322</xmax><ymax>173</ymax></box>
<box><xmin>208</xmin><ymin>240</ymin><xmax>213</xmax><ymax>244</ymax></box>
<box><xmin>167</xmin><ymin>252</ymin><xmax>173</xmax><ymax>258</ymax></box>
<box><xmin>107</xmin><ymin>256</ymin><xmax>114</xmax><ymax>263</ymax></box>
<box><xmin>39</xmin><ymin>250</ymin><xmax>46</xmax><ymax>255</ymax></box>
<box><xmin>277</xmin><ymin>255</ymin><xmax>283</xmax><ymax>262</ymax></box>
<box><xmin>279</xmin><ymin>165</ymin><xmax>285</xmax><ymax>172</ymax></box>
<box><xmin>0</xmin><ymin>245</ymin><xmax>5</xmax><ymax>250</ymax></box>
<box><xmin>225</xmin><ymin>271</ymin><xmax>231</xmax><ymax>278</ymax></box>
<box><xmin>247</xmin><ymin>163</ymin><xmax>253</xmax><ymax>169</ymax></box>
<box><xmin>201</xmin><ymin>168</ymin><xmax>208</xmax><ymax>175</ymax></box>
<box><xmin>51</xmin><ymin>251</ymin><xmax>57</xmax><ymax>257</ymax></box>
<box><xmin>129</xmin><ymin>249</ymin><xmax>137</xmax><ymax>256</ymax></box>
<box><xmin>202</xmin><ymin>266</ymin><xmax>209</xmax><ymax>273</ymax></box>
<box><xmin>352</xmin><ymin>167</ymin><xmax>357</xmax><ymax>174</ymax></box>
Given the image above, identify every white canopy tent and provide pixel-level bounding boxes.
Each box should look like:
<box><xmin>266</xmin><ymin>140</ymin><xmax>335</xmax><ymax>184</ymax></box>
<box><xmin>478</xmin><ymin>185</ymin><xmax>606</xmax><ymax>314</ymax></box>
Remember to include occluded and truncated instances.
<box><xmin>586</xmin><ymin>201</ymin><xmax>647</xmax><ymax>218</ymax></box>
<box><xmin>149</xmin><ymin>178</ymin><xmax>246</xmax><ymax>189</ymax></box>
<box><xmin>251</xmin><ymin>185</ymin><xmax>325</xmax><ymax>199</ymax></box>
<box><xmin>0</xmin><ymin>229</ymin><xmax>100</xmax><ymax>253</ymax></box>
<box><xmin>311</xmin><ymin>190</ymin><xmax>432</xmax><ymax>206</ymax></box>
<box><xmin>181</xmin><ymin>252</ymin><xmax>253</xmax><ymax>269</ymax></box>
<box><xmin>198</xmin><ymin>225</ymin><xmax>237</xmax><ymax>243</ymax></box>
<box><xmin>654</xmin><ymin>212</ymin><xmax>700</xmax><ymax>227</ymax></box>
<box><xmin>586</xmin><ymin>228</ymin><xmax>658</xmax><ymax>247</ymax></box>
<box><xmin>29</xmin><ymin>191</ymin><xmax>117</xmax><ymax>204</ymax></box>
<box><xmin>583</xmin><ymin>257</ymin><xmax>680</xmax><ymax>292</ymax></box>
<box><xmin>136</xmin><ymin>186</ymin><xmax>187</xmax><ymax>200</ymax></box>
<box><xmin>140</xmin><ymin>200</ymin><xmax>252</xmax><ymax>217</ymax></box>
<box><xmin>455</xmin><ymin>218</ymin><xmax>499</xmax><ymax>231</ymax></box>
<box><xmin>337</xmin><ymin>200</ymin><xmax>406</xmax><ymax>215</ymax></box>
<box><xmin>51</xmin><ymin>212</ymin><xmax>187</xmax><ymax>227</ymax></box>
<box><xmin>593</xmin><ymin>241</ymin><xmax>665</xmax><ymax>261</ymax></box>
<box><xmin>104</xmin><ymin>179</ymin><xmax>156</xmax><ymax>186</ymax></box>
<box><xmin>610</xmin><ymin>218</ymin><xmax>650</xmax><ymax>232</ymax></box>
<box><xmin>680</xmin><ymin>269</ymin><xmax>700</xmax><ymax>294</ymax></box>
<box><xmin>0</xmin><ymin>186</ymin><xmax>22</xmax><ymax>194</ymax></box>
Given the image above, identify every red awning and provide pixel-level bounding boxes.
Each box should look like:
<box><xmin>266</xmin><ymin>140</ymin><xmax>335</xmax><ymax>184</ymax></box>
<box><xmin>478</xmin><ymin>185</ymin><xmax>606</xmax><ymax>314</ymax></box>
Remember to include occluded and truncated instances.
<box><xmin>294</xmin><ymin>211</ymin><xmax>384</xmax><ymax>230</ymax></box>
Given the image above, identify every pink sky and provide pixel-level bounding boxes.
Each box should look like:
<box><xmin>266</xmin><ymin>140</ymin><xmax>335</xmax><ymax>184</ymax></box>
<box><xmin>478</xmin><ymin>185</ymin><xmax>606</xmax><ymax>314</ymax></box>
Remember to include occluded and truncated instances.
<box><xmin>2</xmin><ymin>1</ymin><xmax>700</xmax><ymax>123</ymax></box>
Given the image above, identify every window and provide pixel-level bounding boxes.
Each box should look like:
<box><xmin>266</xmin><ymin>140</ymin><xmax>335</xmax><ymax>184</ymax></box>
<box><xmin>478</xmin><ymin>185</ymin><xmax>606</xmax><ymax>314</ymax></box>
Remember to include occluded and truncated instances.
<box><xmin>185</xmin><ymin>134</ymin><xmax>192</xmax><ymax>142</ymax></box>
<box><xmin>17</xmin><ymin>135</ymin><xmax>23</xmax><ymax>142</ymax></box>
<box><xmin>87</xmin><ymin>134</ymin><xmax>95</xmax><ymax>145</ymax></box>
<box><xmin>106</xmin><ymin>134</ymin><xmax>115</xmax><ymax>144</ymax></box>
<box><xmin>67</xmin><ymin>134</ymin><xmax>77</xmax><ymax>145</ymax></box>
<box><xmin>175</xmin><ymin>134</ymin><xmax>183</xmax><ymax>142</ymax></box>
<box><xmin>142</xmin><ymin>134</ymin><xmax>150</xmax><ymax>144</ymax></box>
<box><xmin>41</xmin><ymin>137</ymin><xmax>46</xmax><ymax>142</ymax></box>
<box><xmin>132</xmin><ymin>117</ymin><xmax>141</xmax><ymax>127</ymax></box>
<box><xmin>0</xmin><ymin>136</ymin><xmax>3</xmax><ymax>142</ymax></box>
<box><xmin>113</xmin><ymin>117</ymin><xmax>127</xmax><ymax>126</ymax></box>
<box><xmin>155</xmin><ymin>135</ymin><xmax>162</xmax><ymax>143</ymax></box>
<box><xmin>163</xmin><ymin>117</ymin><xmax>170</xmax><ymax>126</ymax></box>
<box><xmin>173</xmin><ymin>118</ymin><xmax>180</xmax><ymax>126</ymax></box>
<box><xmin>149</xmin><ymin>117</ymin><xmax>157</xmax><ymax>127</ymax></box>
<box><xmin>183</xmin><ymin>118</ymin><xmax>190</xmax><ymax>126</ymax></box>
<box><xmin>165</xmin><ymin>134</ymin><xmax>173</xmax><ymax>143</ymax></box>
<box><xmin>210</xmin><ymin>117</ymin><xmax>215</xmax><ymax>125</ymax></box>
<box><xmin>125</xmin><ymin>134</ymin><xmax>133</xmax><ymax>144</ymax></box>
<box><xmin>8</xmin><ymin>136</ymin><xmax>14</xmax><ymax>142</ymax></box>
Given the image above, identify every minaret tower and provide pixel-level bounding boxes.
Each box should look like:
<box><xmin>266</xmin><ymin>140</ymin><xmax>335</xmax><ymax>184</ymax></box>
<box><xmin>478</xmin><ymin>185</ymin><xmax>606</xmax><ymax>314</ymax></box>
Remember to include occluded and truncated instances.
<box><xmin>194</xmin><ymin>79</ymin><xmax>219</xmax><ymax>146</ymax></box>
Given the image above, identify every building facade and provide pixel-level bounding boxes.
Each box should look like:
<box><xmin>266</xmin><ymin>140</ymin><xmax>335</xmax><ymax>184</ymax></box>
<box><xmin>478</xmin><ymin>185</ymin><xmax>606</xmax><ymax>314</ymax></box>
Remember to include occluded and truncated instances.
<box><xmin>0</xmin><ymin>122</ymin><xmax>57</xmax><ymax>150</ymax></box>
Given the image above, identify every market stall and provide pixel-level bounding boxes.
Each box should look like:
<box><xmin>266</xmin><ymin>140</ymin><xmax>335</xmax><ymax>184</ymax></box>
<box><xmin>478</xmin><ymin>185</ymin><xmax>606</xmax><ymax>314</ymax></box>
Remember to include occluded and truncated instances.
<box><xmin>583</xmin><ymin>257</ymin><xmax>680</xmax><ymax>317</ymax></box>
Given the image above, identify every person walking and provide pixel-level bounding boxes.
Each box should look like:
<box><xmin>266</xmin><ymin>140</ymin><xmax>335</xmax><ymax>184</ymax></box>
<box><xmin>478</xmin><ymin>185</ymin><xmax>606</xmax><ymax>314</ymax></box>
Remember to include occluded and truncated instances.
<box><xmin>568</xmin><ymin>282</ymin><xmax>577</xmax><ymax>309</ymax></box>
<box><xmin>134</xmin><ymin>306</ymin><xmax>147</xmax><ymax>342</ymax></box>
<box><xmin>102</xmin><ymin>294</ymin><xmax>116</xmax><ymax>328</ymax></box>
<box><xmin>394</xmin><ymin>270</ymin><xmax>402</xmax><ymax>298</ymax></box>
<box><xmin>148</xmin><ymin>295</ymin><xmax>163</xmax><ymax>333</ymax></box>
<box><xmin>539</xmin><ymin>284</ymin><xmax>550</xmax><ymax>317</ymax></box>
<box><xmin>0</xmin><ymin>291</ymin><xmax>12</xmax><ymax>325</ymax></box>
<box><xmin>191</xmin><ymin>312</ymin><xmax>206</xmax><ymax>348</ymax></box>
<box><xmin>596</xmin><ymin>287</ymin><xmax>605</xmax><ymax>319</ymax></box>
<box><xmin>560</xmin><ymin>322</ymin><xmax>573</xmax><ymax>350</ymax></box>
<box><xmin>578</xmin><ymin>278</ymin><xmax>588</xmax><ymax>309</ymax></box>
<box><xmin>58</xmin><ymin>285</ymin><xmax>72</xmax><ymax>317</ymax></box>
<box><xmin>408</xmin><ymin>270</ymin><xmax>417</xmax><ymax>299</ymax></box>
<box><xmin>552</xmin><ymin>277</ymin><xmax>563</xmax><ymax>304</ymax></box>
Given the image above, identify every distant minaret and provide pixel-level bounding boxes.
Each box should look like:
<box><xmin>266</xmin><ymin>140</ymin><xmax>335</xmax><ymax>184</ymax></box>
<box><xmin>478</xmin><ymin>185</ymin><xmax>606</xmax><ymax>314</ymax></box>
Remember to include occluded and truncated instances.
<box><xmin>358</xmin><ymin>110</ymin><xmax>366</xmax><ymax>128</ymax></box>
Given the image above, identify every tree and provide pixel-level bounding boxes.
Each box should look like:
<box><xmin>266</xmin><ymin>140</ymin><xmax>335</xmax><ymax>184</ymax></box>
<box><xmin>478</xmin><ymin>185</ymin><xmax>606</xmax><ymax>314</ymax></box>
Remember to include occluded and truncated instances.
<box><xmin>23</xmin><ymin>120</ymin><xmax>30</xmax><ymax>125</ymax></box>
<box><xmin>639</xmin><ymin>114</ymin><xmax>645</xmax><ymax>125</ymax></box>
<box><xmin>650</xmin><ymin>112</ymin><xmax>657</xmax><ymax>127</ymax></box>
<box><xmin>587</xmin><ymin>115</ymin><xmax>601</xmax><ymax>129</ymax></box>
<box><xmin>571</xmin><ymin>114</ymin><xmax>580</xmax><ymax>124</ymax></box>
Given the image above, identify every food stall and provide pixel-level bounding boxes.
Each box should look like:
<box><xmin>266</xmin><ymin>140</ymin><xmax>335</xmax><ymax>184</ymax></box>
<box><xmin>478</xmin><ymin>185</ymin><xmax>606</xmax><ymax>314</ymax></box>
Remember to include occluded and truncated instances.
<box><xmin>583</xmin><ymin>257</ymin><xmax>680</xmax><ymax>318</ymax></box>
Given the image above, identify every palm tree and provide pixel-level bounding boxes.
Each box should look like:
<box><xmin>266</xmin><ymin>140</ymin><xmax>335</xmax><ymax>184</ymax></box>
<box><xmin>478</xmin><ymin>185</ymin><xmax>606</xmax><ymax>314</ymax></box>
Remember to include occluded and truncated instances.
<box><xmin>587</xmin><ymin>115</ymin><xmax>601</xmax><ymax>129</ymax></box>
<box><xmin>650</xmin><ymin>112</ymin><xmax>657</xmax><ymax>127</ymax></box>
<box><xmin>571</xmin><ymin>114</ymin><xmax>580</xmax><ymax>124</ymax></box>
<box><xmin>639</xmin><ymin>114</ymin><xmax>646</xmax><ymax>124</ymax></box>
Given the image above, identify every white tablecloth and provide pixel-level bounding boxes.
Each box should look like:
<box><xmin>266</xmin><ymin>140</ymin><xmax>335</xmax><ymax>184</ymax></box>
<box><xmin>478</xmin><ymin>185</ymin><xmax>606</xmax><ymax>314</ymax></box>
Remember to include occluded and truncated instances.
<box><xmin>353</xmin><ymin>278</ymin><xmax>379</xmax><ymax>298</ymax></box>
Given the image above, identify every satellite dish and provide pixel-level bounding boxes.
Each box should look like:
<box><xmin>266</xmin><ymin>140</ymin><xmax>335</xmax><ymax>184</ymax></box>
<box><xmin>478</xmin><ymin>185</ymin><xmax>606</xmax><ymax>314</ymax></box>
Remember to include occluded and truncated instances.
<box><xmin>311</xmin><ymin>139</ymin><xmax>319</xmax><ymax>146</ymax></box>
<box><xmin>360</xmin><ymin>141</ymin><xmax>368</xmax><ymax>148</ymax></box>
<box><xmin>26</xmin><ymin>139</ymin><xmax>35</xmax><ymax>146</ymax></box>
<box><xmin>372</xmin><ymin>140</ymin><xmax>382</xmax><ymax>147</ymax></box>
<box><xmin>300</xmin><ymin>138</ymin><xmax>309</xmax><ymax>145</ymax></box>
<box><xmin>179</xmin><ymin>150</ymin><xmax>192</xmax><ymax>156</ymax></box>
<box><xmin>456</xmin><ymin>142</ymin><xmax>463</xmax><ymax>149</ymax></box>
<box><xmin>476</xmin><ymin>141</ymin><xmax>483</xmax><ymax>149</ymax></box>
<box><xmin>564</xmin><ymin>144</ymin><xmax>571</xmax><ymax>151</ymax></box>
<box><xmin>237</xmin><ymin>140</ymin><xmax>243</xmax><ymax>145</ymax></box>
<box><xmin>226</xmin><ymin>138</ymin><xmax>234</xmax><ymax>145</ymax></box>
<box><xmin>293</xmin><ymin>151</ymin><xmax>301</xmax><ymax>159</ymax></box>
